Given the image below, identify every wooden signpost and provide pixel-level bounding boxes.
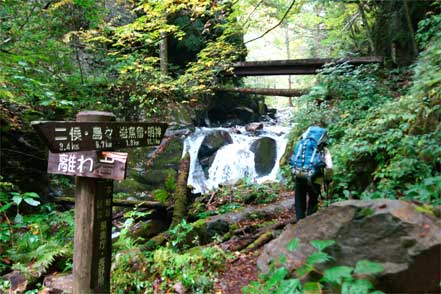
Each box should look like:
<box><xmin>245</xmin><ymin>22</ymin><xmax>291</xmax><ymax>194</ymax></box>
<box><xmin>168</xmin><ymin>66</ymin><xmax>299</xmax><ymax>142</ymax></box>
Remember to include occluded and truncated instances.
<box><xmin>32</xmin><ymin>121</ymin><xmax>168</xmax><ymax>153</ymax></box>
<box><xmin>48</xmin><ymin>151</ymin><xmax>128</xmax><ymax>180</ymax></box>
<box><xmin>32</xmin><ymin>111</ymin><xmax>167</xmax><ymax>294</ymax></box>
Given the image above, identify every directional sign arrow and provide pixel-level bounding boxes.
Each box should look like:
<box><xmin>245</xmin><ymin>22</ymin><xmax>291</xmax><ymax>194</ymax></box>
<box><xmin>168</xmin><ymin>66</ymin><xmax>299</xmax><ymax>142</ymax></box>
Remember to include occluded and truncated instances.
<box><xmin>32</xmin><ymin>121</ymin><xmax>168</xmax><ymax>153</ymax></box>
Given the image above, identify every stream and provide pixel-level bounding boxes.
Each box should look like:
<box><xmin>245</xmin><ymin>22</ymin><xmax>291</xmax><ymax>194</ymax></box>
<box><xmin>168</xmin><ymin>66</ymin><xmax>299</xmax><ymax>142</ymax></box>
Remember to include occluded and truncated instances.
<box><xmin>183</xmin><ymin>109</ymin><xmax>293</xmax><ymax>194</ymax></box>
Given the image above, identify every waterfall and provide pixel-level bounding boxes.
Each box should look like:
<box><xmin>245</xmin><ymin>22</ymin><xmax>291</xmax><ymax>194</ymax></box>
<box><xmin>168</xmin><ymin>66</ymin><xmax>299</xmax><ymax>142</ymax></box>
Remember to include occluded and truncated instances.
<box><xmin>183</xmin><ymin>111</ymin><xmax>292</xmax><ymax>194</ymax></box>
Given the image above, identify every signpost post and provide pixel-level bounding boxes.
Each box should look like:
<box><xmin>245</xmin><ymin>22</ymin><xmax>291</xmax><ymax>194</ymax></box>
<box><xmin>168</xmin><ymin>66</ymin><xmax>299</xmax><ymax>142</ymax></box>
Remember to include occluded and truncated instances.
<box><xmin>32</xmin><ymin>111</ymin><xmax>167</xmax><ymax>294</ymax></box>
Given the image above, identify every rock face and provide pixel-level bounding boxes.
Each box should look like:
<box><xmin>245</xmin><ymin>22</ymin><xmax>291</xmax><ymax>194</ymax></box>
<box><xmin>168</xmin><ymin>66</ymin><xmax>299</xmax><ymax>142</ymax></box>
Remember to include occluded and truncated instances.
<box><xmin>197</xmin><ymin>130</ymin><xmax>233</xmax><ymax>176</ymax></box>
<box><xmin>115</xmin><ymin>136</ymin><xmax>184</xmax><ymax>194</ymax></box>
<box><xmin>43</xmin><ymin>273</ymin><xmax>73</xmax><ymax>294</ymax></box>
<box><xmin>245</xmin><ymin>122</ymin><xmax>263</xmax><ymax>132</ymax></box>
<box><xmin>250</xmin><ymin>137</ymin><xmax>277</xmax><ymax>176</ymax></box>
<box><xmin>206</xmin><ymin>93</ymin><xmax>267</xmax><ymax>125</ymax></box>
<box><xmin>257</xmin><ymin>200</ymin><xmax>441</xmax><ymax>293</ymax></box>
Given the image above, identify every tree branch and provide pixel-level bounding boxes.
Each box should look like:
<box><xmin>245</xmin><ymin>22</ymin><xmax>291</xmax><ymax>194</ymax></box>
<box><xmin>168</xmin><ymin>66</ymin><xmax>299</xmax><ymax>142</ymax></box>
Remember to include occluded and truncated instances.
<box><xmin>244</xmin><ymin>0</ymin><xmax>296</xmax><ymax>44</ymax></box>
<box><xmin>242</xmin><ymin>0</ymin><xmax>265</xmax><ymax>29</ymax></box>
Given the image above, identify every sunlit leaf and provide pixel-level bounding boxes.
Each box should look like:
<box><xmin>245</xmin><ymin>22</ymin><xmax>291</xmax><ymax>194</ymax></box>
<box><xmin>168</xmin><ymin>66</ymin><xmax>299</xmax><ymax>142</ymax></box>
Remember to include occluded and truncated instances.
<box><xmin>14</xmin><ymin>213</ymin><xmax>23</xmax><ymax>224</ymax></box>
<box><xmin>275</xmin><ymin>279</ymin><xmax>301</xmax><ymax>294</ymax></box>
<box><xmin>354</xmin><ymin>260</ymin><xmax>384</xmax><ymax>275</ymax></box>
<box><xmin>310</xmin><ymin>239</ymin><xmax>335</xmax><ymax>251</ymax></box>
<box><xmin>12</xmin><ymin>195</ymin><xmax>22</xmax><ymax>205</ymax></box>
<box><xmin>322</xmin><ymin>266</ymin><xmax>353</xmax><ymax>284</ymax></box>
<box><xmin>303</xmin><ymin>282</ymin><xmax>322</xmax><ymax>294</ymax></box>
<box><xmin>307</xmin><ymin>251</ymin><xmax>331</xmax><ymax>265</ymax></box>
<box><xmin>286</xmin><ymin>238</ymin><xmax>299</xmax><ymax>252</ymax></box>
<box><xmin>24</xmin><ymin>198</ymin><xmax>40</xmax><ymax>207</ymax></box>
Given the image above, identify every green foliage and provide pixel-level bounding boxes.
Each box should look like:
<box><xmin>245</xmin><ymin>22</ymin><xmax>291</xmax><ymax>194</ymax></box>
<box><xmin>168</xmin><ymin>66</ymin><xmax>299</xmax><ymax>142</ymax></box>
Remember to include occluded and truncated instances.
<box><xmin>0</xmin><ymin>0</ymin><xmax>105</xmax><ymax>116</ymax></box>
<box><xmin>286</xmin><ymin>238</ymin><xmax>299</xmax><ymax>252</ymax></box>
<box><xmin>243</xmin><ymin>239</ymin><xmax>384</xmax><ymax>294</ymax></box>
<box><xmin>244</xmin><ymin>183</ymin><xmax>279</xmax><ymax>204</ymax></box>
<box><xmin>0</xmin><ymin>203</ymin><xmax>74</xmax><ymax>276</ymax></box>
<box><xmin>196</xmin><ymin>203</ymin><xmax>242</xmax><ymax>219</ymax></box>
<box><xmin>153</xmin><ymin>188</ymin><xmax>169</xmax><ymax>203</ymax></box>
<box><xmin>113</xmin><ymin>207</ymin><xmax>152</xmax><ymax>251</ymax></box>
<box><xmin>286</xmin><ymin>31</ymin><xmax>441</xmax><ymax>204</ymax></box>
<box><xmin>167</xmin><ymin>219</ymin><xmax>196</xmax><ymax>249</ymax></box>
<box><xmin>164</xmin><ymin>172</ymin><xmax>177</xmax><ymax>193</ymax></box>
<box><xmin>152</xmin><ymin>172</ymin><xmax>177</xmax><ymax>202</ymax></box>
<box><xmin>0</xmin><ymin>189</ymin><xmax>40</xmax><ymax>224</ymax></box>
<box><xmin>415</xmin><ymin>2</ymin><xmax>441</xmax><ymax>49</ymax></box>
<box><xmin>112</xmin><ymin>246</ymin><xmax>227</xmax><ymax>294</ymax></box>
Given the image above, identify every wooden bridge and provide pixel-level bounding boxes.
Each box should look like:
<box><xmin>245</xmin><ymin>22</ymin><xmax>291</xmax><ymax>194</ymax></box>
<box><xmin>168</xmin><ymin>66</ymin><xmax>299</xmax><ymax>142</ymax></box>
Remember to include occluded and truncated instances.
<box><xmin>220</xmin><ymin>56</ymin><xmax>384</xmax><ymax>97</ymax></box>
<box><xmin>225</xmin><ymin>56</ymin><xmax>384</xmax><ymax>76</ymax></box>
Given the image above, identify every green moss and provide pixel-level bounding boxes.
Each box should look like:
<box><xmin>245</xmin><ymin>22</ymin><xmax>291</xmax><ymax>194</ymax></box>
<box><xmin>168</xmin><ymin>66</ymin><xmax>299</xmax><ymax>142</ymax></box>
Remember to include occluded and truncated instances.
<box><xmin>114</xmin><ymin>178</ymin><xmax>147</xmax><ymax>194</ymax></box>
<box><xmin>415</xmin><ymin>205</ymin><xmax>435</xmax><ymax>217</ymax></box>
<box><xmin>355</xmin><ymin>207</ymin><xmax>375</xmax><ymax>219</ymax></box>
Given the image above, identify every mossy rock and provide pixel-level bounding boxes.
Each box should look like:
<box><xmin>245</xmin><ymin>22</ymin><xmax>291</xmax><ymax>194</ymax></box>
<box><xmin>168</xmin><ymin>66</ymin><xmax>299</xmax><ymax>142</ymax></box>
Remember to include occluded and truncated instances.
<box><xmin>250</xmin><ymin>137</ymin><xmax>277</xmax><ymax>176</ymax></box>
<box><xmin>115</xmin><ymin>137</ymin><xmax>184</xmax><ymax>194</ymax></box>
<box><xmin>114</xmin><ymin>178</ymin><xmax>147</xmax><ymax>195</ymax></box>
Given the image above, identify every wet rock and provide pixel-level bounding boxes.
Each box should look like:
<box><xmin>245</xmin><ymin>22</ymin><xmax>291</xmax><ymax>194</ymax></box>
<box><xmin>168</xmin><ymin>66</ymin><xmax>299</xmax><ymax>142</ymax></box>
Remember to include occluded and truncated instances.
<box><xmin>250</xmin><ymin>137</ymin><xmax>277</xmax><ymax>176</ymax></box>
<box><xmin>197</xmin><ymin>130</ymin><xmax>233</xmax><ymax>177</ymax></box>
<box><xmin>233</xmin><ymin>106</ymin><xmax>257</xmax><ymax>123</ymax></box>
<box><xmin>245</xmin><ymin>122</ymin><xmax>263</xmax><ymax>132</ymax></box>
<box><xmin>115</xmin><ymin>137</ymin><xmax>184</xmax><ymax>193</ymax></box>
<box><xmin>2</xmin><ymin>271</ymin><xmax>27</xmax><ymax>294</ymax></box>
<box><xmin>42</xmin><ymin>273</ymin><xmax>73</xmax><ymax>294</ymax></box>
<box><xmin>229</xmin><ymin>127</ymin><xmax>242</xmax><ymax>134</ymax></box>
<box><xmin>267</xmin><ymin>108</ymin><xmax>277</xmax><ymax>119</ymax></box>
<box><xmin>257</xmin><ymin>199</ymin><xmax>441</xmax><ymax>294</ymax></box>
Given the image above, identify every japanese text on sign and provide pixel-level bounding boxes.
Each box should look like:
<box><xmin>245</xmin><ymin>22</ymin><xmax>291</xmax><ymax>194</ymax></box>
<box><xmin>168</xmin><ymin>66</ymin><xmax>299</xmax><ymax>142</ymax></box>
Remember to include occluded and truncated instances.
<box><xmin>48</xmin><ymin>151</ymin><xmax>128</xmax><ymax>180</ymax></box>
<box><xmin>32</xmin><ymin>122</ymin><xmax>167</xmax><ymax>153</ymax></box>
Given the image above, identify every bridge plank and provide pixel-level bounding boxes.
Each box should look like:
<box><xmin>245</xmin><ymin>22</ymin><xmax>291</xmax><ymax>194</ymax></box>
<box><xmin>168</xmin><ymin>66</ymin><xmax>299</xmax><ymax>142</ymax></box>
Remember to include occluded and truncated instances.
<box><xmin>227</xmin><ymin>56</ymin><xmax>383</xmax><ymax>76</ymax></box>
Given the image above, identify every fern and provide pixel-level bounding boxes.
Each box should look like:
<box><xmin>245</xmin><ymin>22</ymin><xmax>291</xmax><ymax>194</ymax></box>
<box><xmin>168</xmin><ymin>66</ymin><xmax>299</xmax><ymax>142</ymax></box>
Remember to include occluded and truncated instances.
<box><xmin>11</xmin><ymin>241</ymin><xmax>71</xmax><ymax>278</ymax></box>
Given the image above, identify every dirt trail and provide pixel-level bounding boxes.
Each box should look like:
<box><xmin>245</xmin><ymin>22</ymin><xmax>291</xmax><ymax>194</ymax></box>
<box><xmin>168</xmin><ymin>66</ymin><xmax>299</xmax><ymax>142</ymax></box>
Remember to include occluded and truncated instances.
<box><xmin>214</xmin><ymin>251</ymin><xmax>260</xmax><ymax>294</ymax></box>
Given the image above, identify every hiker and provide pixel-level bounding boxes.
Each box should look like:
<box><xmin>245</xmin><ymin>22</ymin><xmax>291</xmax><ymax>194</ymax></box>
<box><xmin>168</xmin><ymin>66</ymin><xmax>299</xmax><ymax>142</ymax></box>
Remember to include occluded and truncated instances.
<box><xmin>289</xmin><ymin>126</ymin><xmax>333</xmax><ymax>222</ymax></box>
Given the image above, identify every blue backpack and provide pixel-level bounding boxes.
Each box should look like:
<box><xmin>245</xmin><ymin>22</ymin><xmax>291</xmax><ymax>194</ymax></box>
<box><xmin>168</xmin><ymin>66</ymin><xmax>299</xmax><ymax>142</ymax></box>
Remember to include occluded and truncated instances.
<box><xmin>289</xmin><ymin>126</ymin><xmax>327</xmax><ymax>183</ymax></box>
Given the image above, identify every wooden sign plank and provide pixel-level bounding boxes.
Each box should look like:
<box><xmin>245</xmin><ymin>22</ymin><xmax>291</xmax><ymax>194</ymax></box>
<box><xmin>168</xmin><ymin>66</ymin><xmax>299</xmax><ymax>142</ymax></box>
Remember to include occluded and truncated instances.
<box><xmin>90</xmin><ymin>181</ymin><xmax>113</xmax><ymax>293</ymax></box>
<box><xmin>48</xmin><ymin>151</ymin><xmax>128</xmax><ymax>180</ymax></box>
<box><xmin>32</xmin><ymin>121</ymin><xmax>167</xmax><ymax>153</ymax></box>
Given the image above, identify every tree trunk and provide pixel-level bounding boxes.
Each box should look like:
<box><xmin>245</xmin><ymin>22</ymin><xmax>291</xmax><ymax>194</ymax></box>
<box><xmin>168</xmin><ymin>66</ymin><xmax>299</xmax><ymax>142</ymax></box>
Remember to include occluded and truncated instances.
<box><xmin>403</xmin><ymin>0</ymin><xmax>418</xmax><ymax>57</ymax></box>
<box><xmin>170</xmin><ymin>152</ymin><xmax>190</xmax><ymax>227</ymax></box>
<box><xmin>358</xmin><ymin>2</ymin><xmax>375</xmax><ymax>54</ymax></box>
<box><xmin>160</xmin><ymin>32</ymin><xmax>168</xmax><ymax>76</ymax></box>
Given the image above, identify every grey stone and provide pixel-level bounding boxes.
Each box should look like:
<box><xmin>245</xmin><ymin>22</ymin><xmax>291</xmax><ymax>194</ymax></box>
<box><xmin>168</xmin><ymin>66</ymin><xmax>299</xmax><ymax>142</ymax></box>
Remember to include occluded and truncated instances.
<box><xmin>250</xmin><ymin>137</ymin><xmax>277</xmax><ymax>176</ymax></box>
<box><xmin>42</xmin><ymin>273</ymin><xmax>73</xmax><ymax>294</ymax></box>
<box><xmin>197</xmin><ymin>130</ymin><xmax>233</xmax><ymax>176</ymax></box>
<box><xmin>257</xmin><ymin>199</ymin><xmax>441</xmax><ymax>293</ymax></box>
<box><xmin>245</xmin><ymin>122</ymin><xmax>264</xmax><ymax>132</ymax></box>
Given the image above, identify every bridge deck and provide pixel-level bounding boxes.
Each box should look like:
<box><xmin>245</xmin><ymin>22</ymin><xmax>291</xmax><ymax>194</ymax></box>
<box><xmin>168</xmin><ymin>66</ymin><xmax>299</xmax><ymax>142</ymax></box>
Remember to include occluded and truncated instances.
<box><xmin>227</xmin><ymin>56</ymin><xmax>383</xmax><ymax>76</ymax></box>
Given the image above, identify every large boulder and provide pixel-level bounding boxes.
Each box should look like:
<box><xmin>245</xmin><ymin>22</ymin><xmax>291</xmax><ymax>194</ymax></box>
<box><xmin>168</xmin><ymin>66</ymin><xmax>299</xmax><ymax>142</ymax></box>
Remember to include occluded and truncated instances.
<box><xmin>250</xmin><ymin>137</ymin><xmax>277</xmax><ymax>176</ymax></box>
<box><xmin>197</xmin><ymin>130</ymin><xmax>233</xmax><ymax>176</ymax></box>
<box><xmin>257</xmin><ymin>200</ymin><xmax>441</xmax><ymax>293</ymax></box>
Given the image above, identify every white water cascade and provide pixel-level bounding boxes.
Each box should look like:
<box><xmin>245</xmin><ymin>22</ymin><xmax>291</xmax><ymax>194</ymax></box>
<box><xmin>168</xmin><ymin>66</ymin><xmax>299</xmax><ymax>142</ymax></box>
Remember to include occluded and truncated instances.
<box><xmin>183</xmin><ymin>110</ymin><xmax>293</xmax><ymax>194</ymax></box>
